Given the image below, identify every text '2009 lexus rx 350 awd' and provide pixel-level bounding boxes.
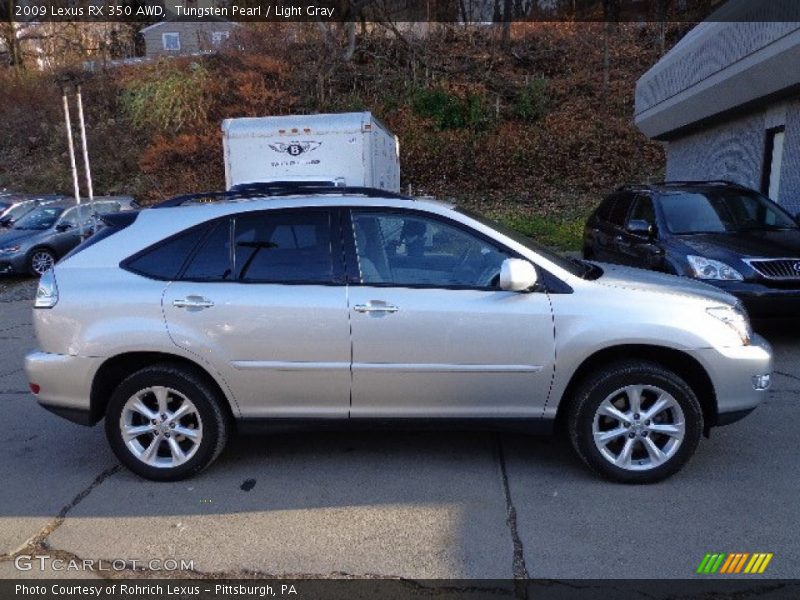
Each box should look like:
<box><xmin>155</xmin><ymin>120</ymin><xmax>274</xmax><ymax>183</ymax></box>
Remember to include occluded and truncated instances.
<box><xmin>25</xmin><ymin>184</ymin><xmax>772</xmax><ymax>483</ymax></box>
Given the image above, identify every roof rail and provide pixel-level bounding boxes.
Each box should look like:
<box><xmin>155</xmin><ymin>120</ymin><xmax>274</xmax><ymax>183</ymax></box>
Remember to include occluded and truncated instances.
<box><xmin>152</xmin><ymin>182</ymin><xmax>412</xmax><ymax>208</ymax></box>
<box><xmin>616</xmin><ymin>180</ymin><xmax>745</xmax><ymax>193</ymax></box>
<box><xmin>660</xmin><ymin>180</ymin><xmax>742</xmax><ymax>187</ymax></box>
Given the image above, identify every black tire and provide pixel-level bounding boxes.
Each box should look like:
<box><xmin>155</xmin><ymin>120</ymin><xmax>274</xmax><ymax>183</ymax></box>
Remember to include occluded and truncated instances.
<box><xmin>567</xmin><ymin>360</ymin><xmax>703</xmax><ymax>484</ymax></box>
<box><xmin>27</xmin><ymin>247</ymin><xmax>56</xmax><ymax>276</ymax></box>
<box><xmin>105</xmin><ymin>364</ymin><xmax>230</xmax><ymax>481</ymax></box>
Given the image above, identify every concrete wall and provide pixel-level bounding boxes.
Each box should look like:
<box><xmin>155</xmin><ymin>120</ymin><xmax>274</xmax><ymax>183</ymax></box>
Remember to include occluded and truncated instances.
<box><xmin>665</xmin><ymin>98</ymin><xmax>800</xmax><ymax>214</ymax></box>
<box><xmin>143</xmin><ymin>21</ymin><xmax>238</xmax><ymax>58</ymax></box>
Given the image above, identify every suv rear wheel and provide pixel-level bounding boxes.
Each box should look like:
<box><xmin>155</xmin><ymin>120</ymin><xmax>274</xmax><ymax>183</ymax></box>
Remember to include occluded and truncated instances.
<box><xmin>105</xmin><ymin>364</ymin><xmax>229</xmax><ymax>481</ymax></box>
<box><xmin>568</xmin><ymin>360</ymin><xmax>702</xmax><ymax>483</ymax></box>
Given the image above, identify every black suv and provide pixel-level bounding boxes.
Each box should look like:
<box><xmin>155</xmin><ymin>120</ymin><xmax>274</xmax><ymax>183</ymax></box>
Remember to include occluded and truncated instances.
<box><xmin>583</xmin><ymin>181</ymin><xmax>800</xmax><ymax>317</ymax></box>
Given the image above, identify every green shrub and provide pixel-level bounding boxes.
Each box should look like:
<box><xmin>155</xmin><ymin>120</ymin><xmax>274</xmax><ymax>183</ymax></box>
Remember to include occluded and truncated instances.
<box><xmin>121</xmin><ymin>61</ymin><xmax>210</xmax><ymax>133</ymax></box>
<box><xmin>411</xmin><ymin>87</ymin><xmax>492</xmax><ymax>131</ymax></box>
<box><xmin>513</xmin><ymin>78</ymin><xmax>549</xmax><ymax>123</ymax></box>
<box><xmin>499</xmin><ymin>214</ymin><xmax>584</xmax><ymax>251</ymax></box>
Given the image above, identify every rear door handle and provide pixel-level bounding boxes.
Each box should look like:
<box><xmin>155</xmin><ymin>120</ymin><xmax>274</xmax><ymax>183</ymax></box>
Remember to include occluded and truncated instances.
<box><xmin>353</xmin><ymin>302</ymin><xmax>399</xmax><ymax>314</ymax></box>
<box><xmin>173</xmin><ymin>296</ymin><xmax>214</xmax><ymax>309</ymax></box>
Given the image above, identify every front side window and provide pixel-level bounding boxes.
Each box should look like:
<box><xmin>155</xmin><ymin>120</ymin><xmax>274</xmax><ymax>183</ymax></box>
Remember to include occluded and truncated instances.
<box><xmin>59</xmin><ymin>206</ymin><xmax>94</xmax><ymax>228</ymax></box>
<box><xmin>162</xmin><ymin>32</ymin><xmax>181</xmax><ymax>51</ymax></box>
<box><xmin>351</xmin><ymin>211</ymin><xmax>509</xmax><ymax>288</ymax></box>
<box><xmin>628</xmin><ymin>195</ymin><xmax>656</xmax><ymax>226</ymax></box>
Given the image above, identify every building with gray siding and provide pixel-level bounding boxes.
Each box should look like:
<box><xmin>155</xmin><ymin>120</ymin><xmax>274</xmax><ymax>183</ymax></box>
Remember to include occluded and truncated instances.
<box><xmin>635</xmin><ymin>4</ymin><xmax>800</xmax><ymax>216</ymax></box>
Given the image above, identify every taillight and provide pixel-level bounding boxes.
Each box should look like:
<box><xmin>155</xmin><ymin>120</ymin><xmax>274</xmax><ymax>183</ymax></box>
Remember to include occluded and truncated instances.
<box><xmin>34</xmin><ymin>269</ymin><xmax>59</xmax><ymax>309</ymax></box>
<box><xmin>29</xmin><ymin>383</ymin><xmax>40</xmax><ymax>394</ymax></box>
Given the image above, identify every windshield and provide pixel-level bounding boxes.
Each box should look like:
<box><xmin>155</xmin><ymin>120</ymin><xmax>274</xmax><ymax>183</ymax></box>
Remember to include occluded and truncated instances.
<box><xmin>660</xmin><ymin>190</ymin><xmax>797</xmax><ymax>234</ymax></box>
<box><xmin>13</xmin><ymin>206</ymin><xmax>65</xmax><ymax>230</ymax></box>
<box><xmin>2</xmin><ymin>202</ymin><xmax>35</xmax><ymax>222</ymax></box>
<box><xmin>457</xmin><ymin>208</ymin><xmax>595</xmax><ymax>278</ymax></box>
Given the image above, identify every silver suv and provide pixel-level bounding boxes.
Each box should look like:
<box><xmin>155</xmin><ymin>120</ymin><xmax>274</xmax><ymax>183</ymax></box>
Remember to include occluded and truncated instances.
<box><xmin>24</xmin><ymin>186</ymin><xmax>773</xmax><ymax>483</ymax></box>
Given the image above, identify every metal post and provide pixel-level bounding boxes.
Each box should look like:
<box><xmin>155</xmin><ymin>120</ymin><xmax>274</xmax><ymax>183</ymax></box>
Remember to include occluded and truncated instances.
<box><xmin>76</xmin><ymin>86</ymin><xmax>95</xmax><ymax>236</ymax></box>
<box><xmin>62</xmin><ymin>90</ymin><xmax>83</xmax><ymax>239</ymax></box>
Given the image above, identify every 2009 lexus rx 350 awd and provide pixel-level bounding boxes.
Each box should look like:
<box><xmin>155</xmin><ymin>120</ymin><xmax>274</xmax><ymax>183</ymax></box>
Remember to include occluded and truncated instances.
<box><xmin>25</xmin><ymin>186</ymin><xmax>772</xmax><ymax>483</ymax></box>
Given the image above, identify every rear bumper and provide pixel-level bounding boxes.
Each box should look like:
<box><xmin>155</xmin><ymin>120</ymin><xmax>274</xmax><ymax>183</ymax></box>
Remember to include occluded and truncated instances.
<box><xmin>24</xmin><ymin>351</ymin><xmax>102</xmax><ymax>426</ymax></box>
<box><xmin>692</xmin><ymin>334</ymin><xmax>773</xmax><ymax>426</ymax></box>
<box><xmin>708</xmin><ymin>280</ymin><xmax>800</xmax><ymax>317</ymax></box>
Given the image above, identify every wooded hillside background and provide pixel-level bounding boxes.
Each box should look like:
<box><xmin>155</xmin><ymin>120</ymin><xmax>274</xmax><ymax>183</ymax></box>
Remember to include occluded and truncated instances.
<box><xmin>0</xmin><ymin>22</ymin><xmax>692</xmax><ymax>248</ymax></box>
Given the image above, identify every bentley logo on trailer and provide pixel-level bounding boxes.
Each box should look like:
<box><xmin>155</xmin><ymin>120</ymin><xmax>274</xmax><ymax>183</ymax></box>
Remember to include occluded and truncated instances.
<box><xmin>268</xmin><ymin>141</ymin><xmax>322</xmax><ymax>156</ymax></box>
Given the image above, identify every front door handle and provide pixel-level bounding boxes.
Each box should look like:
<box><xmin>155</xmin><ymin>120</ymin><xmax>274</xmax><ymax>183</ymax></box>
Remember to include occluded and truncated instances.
<box><xmin>353</xmin><ymin>302</ymin><xmax>399</xmax><ymax>314</ymax></box>
<box><xmin>173</xmin><ymin>296</ymin><xmax>215</xmax><ymax>309</ymax></box>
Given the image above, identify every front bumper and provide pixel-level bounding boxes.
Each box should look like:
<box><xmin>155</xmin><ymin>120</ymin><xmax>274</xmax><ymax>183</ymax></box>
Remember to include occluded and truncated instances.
<box><xmin>693</xmin><ymin>334</ymin><xmax>773</xmax><ymax>426</ymax></box>
<box><xmin>24</xmin><ymin>351</ymin><xmax>103</xmax><ymax>426</ymax></box>
<box><xmin>707</xmin><ymin>280</ymin><xmax>800</xmax><ymax>317</ymax></box>
<box><xmin>0</xmin><ymin>252</ymin><xmax>27</xmax><ymax>274</ymax></box>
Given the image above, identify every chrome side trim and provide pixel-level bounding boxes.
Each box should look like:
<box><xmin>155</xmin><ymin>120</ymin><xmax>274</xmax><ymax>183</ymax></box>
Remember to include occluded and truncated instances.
<box><xmin>231</xmin><ymin>361</ymin><xmax>350</xmax><ymax>371</ymax></box>
<box><xmin>353</xmin><ymin>363</ymin><xmax>542</xmax><ymax>373</ymax></box>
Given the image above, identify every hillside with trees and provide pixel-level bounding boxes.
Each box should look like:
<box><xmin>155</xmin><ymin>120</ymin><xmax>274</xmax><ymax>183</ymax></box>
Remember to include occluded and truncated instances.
<box><xmin>0</xmin><ymin>22</ymin><xmax>693</xmax><ymax>248</ymax></box>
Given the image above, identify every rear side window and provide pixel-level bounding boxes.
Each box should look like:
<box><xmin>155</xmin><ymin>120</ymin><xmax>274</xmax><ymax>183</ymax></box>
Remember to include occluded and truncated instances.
<box><xmin>182</xmin><ymin>221</ymin><xmax>233</xmax><ymax>281</ymax></box>
<box><xmin>233</xmin><ymin>210</ymin><xmax>335</xmax><ymax>283</ymax></box>
<box><xmin>124</xmin><ymin>225</ymin><xmax>206</xmax><ymax>280</ymax></box>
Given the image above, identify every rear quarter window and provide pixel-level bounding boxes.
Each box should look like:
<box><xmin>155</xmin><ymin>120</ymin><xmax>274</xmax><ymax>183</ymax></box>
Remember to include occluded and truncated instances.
<box><xmin>123</xmin><ymin>224</ymin><xmax>208</xmax><ymax>280</ymax></box>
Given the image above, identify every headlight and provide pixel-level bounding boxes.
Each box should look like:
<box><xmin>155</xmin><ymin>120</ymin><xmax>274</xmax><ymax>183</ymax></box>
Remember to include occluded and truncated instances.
<box><xmin>687</xmin><ymin>255</ymin><xmax>743</xmax><ymax>280</ymax></box>
<box><xmin>0</xmin><ymin>245</ymin><xmax>21</xmax><ymax>254</ymax></box>
<box><xmin>707</xmin><ymin>304</ymin><xmax>752</xmax><ymax>346</ymax></box>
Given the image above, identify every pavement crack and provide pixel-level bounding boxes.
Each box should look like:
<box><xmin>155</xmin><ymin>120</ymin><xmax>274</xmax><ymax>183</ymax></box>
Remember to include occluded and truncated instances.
<box><xmin>495</xmin><ymin>435</ymin><xmax>530</xmax><ymax>582</ymax></box>
<box><xmin>10</xmin><ymin>464</ymin><xmax>121</xmax><ymax>557</ymax></box>
<box><xmin>775</xmin><ymin>370</ymin><xmax>800</xmax><ymax>383</ymax></box>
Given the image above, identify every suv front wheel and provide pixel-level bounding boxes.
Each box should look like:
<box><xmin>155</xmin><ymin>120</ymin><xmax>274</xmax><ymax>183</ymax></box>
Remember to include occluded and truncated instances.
<box><xmin>568</xmin><ymin>360</ymin><xmax>703</xmax><ymax>483</ymax></box>
<box><xmin>105</xmin><ymin>364</ymin><xmax>230</xmax><ymax>481</ymax></box>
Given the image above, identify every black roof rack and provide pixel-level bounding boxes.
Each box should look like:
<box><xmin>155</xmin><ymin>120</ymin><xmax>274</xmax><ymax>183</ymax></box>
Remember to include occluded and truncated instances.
<box><xmin>616</xmin><ymin>180</ymin><xmax>746</xmax><ymax>193</ymax></box>
<box><xmin>153</xmin><ymin>182</ymin><xmax>412</xmax><ymax>208</ymax></box>
<box><xmin>660</xmin><ymin>180</ymin><xmax>742</xmax><ymax>187</ymax></box>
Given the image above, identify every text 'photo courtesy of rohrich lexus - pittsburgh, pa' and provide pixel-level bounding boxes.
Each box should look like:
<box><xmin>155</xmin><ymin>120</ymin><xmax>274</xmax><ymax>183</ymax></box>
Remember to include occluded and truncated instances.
<box><xmin>24</xmin><ymin>113</ymin><xmax>773</xmax><ymax>484</ymax></box>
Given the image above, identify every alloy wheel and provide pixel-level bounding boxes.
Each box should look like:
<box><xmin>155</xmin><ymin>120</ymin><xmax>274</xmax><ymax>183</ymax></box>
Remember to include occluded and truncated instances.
<box><xmin>120</xmin><ymin>386</ymin><xmax>203</xmax><ymax>469</ymax></box>
<box><xmin>31</xmin><ymin>251</ymin><xmax>55</xmax><ymax>275</ymax></box>
<box><xmin>592</xmin><ymin>384</ymin><xmax>685</xmax><ymax>471</ymax></box>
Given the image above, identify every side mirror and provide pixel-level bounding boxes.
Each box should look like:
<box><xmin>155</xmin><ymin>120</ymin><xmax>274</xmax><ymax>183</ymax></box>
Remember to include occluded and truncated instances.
<box><xmin>0</xmin><ymin>218</ymin><xmax>11</xmax><ymax>228</ymax></box>
<box><xmin>55</xmin><ymin>222</ymin><xmax>73</xmax><ymax>232</ymax></box>
<box><xmin>627</xmin><ymin>219</ymin><xmax>656</xmax><ymax>237</ymax></box>
<box><xmin>499</xmin><ymin>258</ymin><xmax>538</xmax><ymax>292</ymax></box>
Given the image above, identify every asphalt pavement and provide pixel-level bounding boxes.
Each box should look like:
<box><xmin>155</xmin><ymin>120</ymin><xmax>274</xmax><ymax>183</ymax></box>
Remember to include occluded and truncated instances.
<box><xmin>1</xmin><ymin>284</ymin><xmax>798</xmax><ymax>580</ymax></box>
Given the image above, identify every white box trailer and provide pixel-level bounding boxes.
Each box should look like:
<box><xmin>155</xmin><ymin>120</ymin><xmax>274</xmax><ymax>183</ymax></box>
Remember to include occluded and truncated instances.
<box><xmin>222</xmin><ymin>112</ymin><xmax>400</xmax><ymax>192</ymax></box>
